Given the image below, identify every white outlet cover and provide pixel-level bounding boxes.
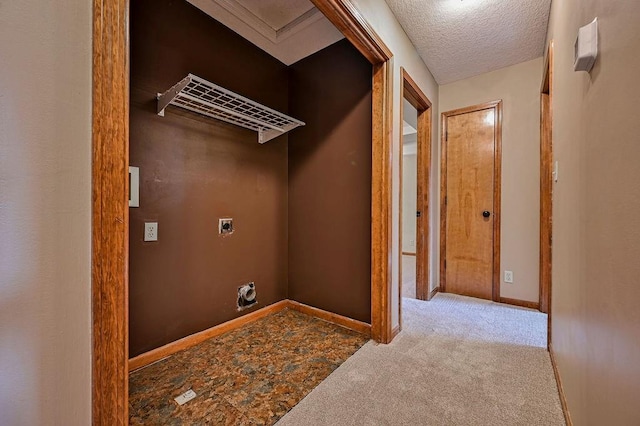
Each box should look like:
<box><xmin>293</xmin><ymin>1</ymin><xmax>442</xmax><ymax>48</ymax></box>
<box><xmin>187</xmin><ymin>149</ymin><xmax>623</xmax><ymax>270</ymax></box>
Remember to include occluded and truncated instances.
<box><xmin>144</xmin><ymin>222</ymin><xmax>158</xmax><ymax>242</ymax></box>
<box><xmin>174</xmin><ymin>389</ymin><xmax>196</xmax><ymax>406</ymax></box>
<box><xmin>504</xmin><ymin>270</ymin><xmax>514</xmax><ymax>283</ymax></box>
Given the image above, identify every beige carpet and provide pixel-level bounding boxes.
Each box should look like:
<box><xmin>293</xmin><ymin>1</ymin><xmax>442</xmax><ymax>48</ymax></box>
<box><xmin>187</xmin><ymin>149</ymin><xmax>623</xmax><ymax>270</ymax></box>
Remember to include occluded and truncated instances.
<box><xmin>277</xmin><ymin>293</ymin><xmax>564</xmax><ymax>426</ymax></box>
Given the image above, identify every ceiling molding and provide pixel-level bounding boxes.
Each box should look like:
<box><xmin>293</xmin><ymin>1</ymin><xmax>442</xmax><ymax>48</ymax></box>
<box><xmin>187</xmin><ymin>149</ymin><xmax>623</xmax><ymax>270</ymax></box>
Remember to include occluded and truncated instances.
<box><xmin>276</xmin><ymin>7</ymin><xmax>324</xmax><ymax>42</ymax></box>
<box><xmin>214</xmin><ymin>0</ymin><xmax>278</xmax><ymax>42</ymax></box>
<box><xmin>188</xmin><ymin>0</ymin><xmax>344</xmax><ymax>65</ymax></box>
<box><xmin>212</xmin><ymin>0</ymin><xmax>324</xmax><ymax>43</ymax></box>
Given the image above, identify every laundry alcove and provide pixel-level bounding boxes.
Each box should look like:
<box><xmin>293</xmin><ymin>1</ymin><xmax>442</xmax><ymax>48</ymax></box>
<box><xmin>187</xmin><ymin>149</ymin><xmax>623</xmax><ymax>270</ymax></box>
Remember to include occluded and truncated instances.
<box><xmin>128</xmin><ymin>0</ymin><xmax>372</xmax><ymax>360</ymax></box>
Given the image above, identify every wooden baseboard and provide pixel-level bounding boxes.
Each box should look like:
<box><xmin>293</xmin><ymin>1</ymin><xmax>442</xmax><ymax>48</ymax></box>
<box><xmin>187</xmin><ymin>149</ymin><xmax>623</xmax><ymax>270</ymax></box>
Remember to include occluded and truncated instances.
<box><xmin>129</xmin><ymin>299</ymin><xmax>372</xmax><ymax>372</ymax></box>
<box><xmin>499</xmin><ymin>297</ymin><xmax>540</xmax><ymax>310</ymax></box>
<box><xmin>391</xmin><ymin>324</ymin><xmax>400</xmax><ymax>339</ymax></box>
<box><xmin>286</xmin><ymin>300</ymin><xmax>372</xmax><ymax>337</ymax></box>
<box><xmin>129</xmin><ymin>300</ymin><xmax>289</xmax><ymax>371</ymax></box>
<box><xmin>549</xmin><ymin>344</ymin><xmax>573</xmax><ymax>426</ymax></box>
<box><xmin>427</xmin><ymin>286</ymin><xmax>440</xmax><ymax>301</ymax></box>
<box><xmin>402</xmin><ymin>251</ymin><xmax>416</xmax><ymax>256</ymax></box>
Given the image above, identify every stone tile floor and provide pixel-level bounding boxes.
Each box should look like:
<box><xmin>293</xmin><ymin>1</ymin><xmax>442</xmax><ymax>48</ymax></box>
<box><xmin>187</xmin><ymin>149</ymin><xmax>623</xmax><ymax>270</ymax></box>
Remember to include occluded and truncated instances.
<box><xmin>129</xmin><ymin>309</ymin><xmax>369</xmax><ymax>425</ymax></box>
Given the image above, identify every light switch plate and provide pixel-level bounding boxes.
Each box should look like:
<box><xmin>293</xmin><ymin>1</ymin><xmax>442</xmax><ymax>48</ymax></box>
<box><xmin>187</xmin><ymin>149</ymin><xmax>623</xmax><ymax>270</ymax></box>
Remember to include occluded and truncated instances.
<box><xmin>174</xmin><ymin>389</ymin><xmax>196</xmax><ymax>406</ymax></box>
<box><xmin>129</xmin><ymin>166</ymin><xmax>139</xmax><ymax>207</ymax></box>
<box><xmin>144</xmin><ymin>222</ymin><xmax>158</xmax><ymax>241</ymax></box>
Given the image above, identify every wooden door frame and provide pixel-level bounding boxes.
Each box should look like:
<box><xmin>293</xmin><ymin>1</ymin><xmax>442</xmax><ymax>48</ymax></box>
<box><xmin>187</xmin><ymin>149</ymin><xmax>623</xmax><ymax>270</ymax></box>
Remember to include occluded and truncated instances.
<box><xmin>439</xmin><ymin>100</ymin><xmax>503</xmax><ymax>302</ymax></box>
<box><xmin>398</xmin><ymin>68</ymin><xmax>432</xmax><ymax>325</ymax></box>
<box><xmin>92</xmin><ymin>0</ymin><xmax>394</xmax><ymax>422</ymax></box>
<box><xmin>540</xmin><ymin>40</ymin><xmax>554</xmax><ymax>343</ymax></box>
<box><xmin>92</xmin><ymin>0</ymin><xmax>130</xmax><ymax>423</ymax></box>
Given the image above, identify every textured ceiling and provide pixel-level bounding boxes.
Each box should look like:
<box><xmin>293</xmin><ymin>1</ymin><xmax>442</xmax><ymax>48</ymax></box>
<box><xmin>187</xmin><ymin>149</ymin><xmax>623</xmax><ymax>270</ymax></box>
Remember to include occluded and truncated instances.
<box><xmin>188</xmin><ymin>0</ymin><xmax>343</xmax><ymax>65</ymax></box>
<box><xmin>385</xmin><ymin>0</ymin><xmax>551</xmax><ymax>84</ymax></box>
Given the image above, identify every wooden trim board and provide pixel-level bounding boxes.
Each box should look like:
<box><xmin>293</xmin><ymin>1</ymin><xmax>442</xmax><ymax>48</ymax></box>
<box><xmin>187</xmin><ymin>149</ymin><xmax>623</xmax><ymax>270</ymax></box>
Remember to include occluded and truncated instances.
<box><xmin>499</xmin><ymin>297</ymin><xmax>540</xmax><ymax>310</ymax></box>
<box><xmin>92</xmin><ymin>0</ymin><xmax>130</xmax><ymax>423</ymax></box>
<box><xmin>398</xmin><ymin>82</ymin><xmax>405</xmax><ymax>328</ymax></box>
<box><xmin>287</xmin><ymin>300</ymin><xmax>372</xmax><ymax>336</ymax></box>
<box><xmin>369</xmin><ymin>59</ymin><xmax>394</xmax><ymax>343</ymax></box>
<box><xmin>493</xmin><ymin>102</ymin><xmax>503</xmax><ymax>302</ymax></box>
<box><xmin>427</xmin><ymin>286</ymin><xmax>439</xmax><ymax>301</ymax></box>
<box><xmin>540</xmin><ymin>40</ymin><xmax>554</xmax><ymax>315</ymax></box>
<box><xmin>129</xmin><ymin>300</ymin><xmax>371</xmax><ymax>371</ymax></box>
<box><xmin>310</xmin><ymin>0</ymin><xmax>392</xmax><ymax>63</ymax></box>
<box><xmin>415</xmin><ymin>99</ymin><xmax>432</xmax><ymax>302</ymax></box>
<box><xmin>549</xmin><ymin>344</ymin><xmax>573</xmax><ymax>426</ymax></box>
<box><xmin>129</xmin><ymin>300</ymin><xmax>289</xmax><ymax>371</ymax></box>
<box><xmin>439</xmin><ymin>100</ymin><xmax>503</xmax><ymax>302</ymax></box>
<box><xmin>402</xmin><ymin>69</ymin><xmax>432</xmax><ymax>109</ymax></box>
<box><xmin>391</xmin><ymin>324</ymin><xmax>400</xmax><ymax>339</ymax></box>
<box><xmin>540</xmin><ymin>41</ymin><xmax>555</xmax><ymax>353</ymax></box>
<box><xmin>402</xmin><ymin>251</ymin><xmax>416</xmax><ymax>256</ymax></box>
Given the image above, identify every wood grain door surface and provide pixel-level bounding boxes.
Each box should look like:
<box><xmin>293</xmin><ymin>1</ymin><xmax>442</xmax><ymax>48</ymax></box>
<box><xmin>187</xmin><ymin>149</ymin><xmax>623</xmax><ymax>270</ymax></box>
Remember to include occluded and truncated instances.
<box><xmin>445</xmin><ymin>108</ymin><xmax>496</xmax><ymax>300</ymax></box>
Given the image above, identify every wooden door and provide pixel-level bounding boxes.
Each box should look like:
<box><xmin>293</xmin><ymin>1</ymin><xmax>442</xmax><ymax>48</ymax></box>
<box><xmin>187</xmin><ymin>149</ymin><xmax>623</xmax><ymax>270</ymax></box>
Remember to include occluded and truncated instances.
<box><xmin>441</xmin><ymin>101</ymin><xmax>502</xmax><ymax>301</ymax></box>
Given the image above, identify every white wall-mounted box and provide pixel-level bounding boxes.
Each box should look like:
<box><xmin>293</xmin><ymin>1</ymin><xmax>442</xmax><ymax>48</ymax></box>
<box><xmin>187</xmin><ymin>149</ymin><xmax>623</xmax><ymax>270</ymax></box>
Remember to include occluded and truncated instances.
<box><xmin>574</xmin><ymin>18</ymin><xmax>598</xmax><ymax>72</ymax></box>
<box><xmin>129</xmin><ymin>166</ymin><xmax>139</xmax><ymax>207</ymax></box>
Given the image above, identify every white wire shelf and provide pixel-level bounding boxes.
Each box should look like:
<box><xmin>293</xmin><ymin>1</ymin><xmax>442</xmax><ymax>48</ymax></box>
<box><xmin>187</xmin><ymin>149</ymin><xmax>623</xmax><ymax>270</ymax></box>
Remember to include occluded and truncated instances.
<box><xmin>157</xmin><ymin>74</ymin><xmax>305</xmax><ymax>143</ymax></box>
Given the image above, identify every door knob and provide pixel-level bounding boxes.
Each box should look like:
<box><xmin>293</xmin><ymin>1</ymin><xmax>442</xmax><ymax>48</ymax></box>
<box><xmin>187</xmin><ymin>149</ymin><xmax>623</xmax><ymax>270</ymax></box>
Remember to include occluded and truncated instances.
<box><xmin>482</xmin><ymin>210</ymin><xmax>491</xmax><ymax>218</ymax></box>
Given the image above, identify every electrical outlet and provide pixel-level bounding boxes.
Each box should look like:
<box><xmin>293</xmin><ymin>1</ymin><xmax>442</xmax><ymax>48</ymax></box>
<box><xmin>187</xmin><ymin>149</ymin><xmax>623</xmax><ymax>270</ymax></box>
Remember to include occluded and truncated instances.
<box><xmin>504</xmin><ymin>270</ymin><xmax>514</xmax><ymax>283</ymax></box>
<box><xmin>144</xmin><ymin>222</ymin><xmax>158</xmax><ymax>242</ymax></box>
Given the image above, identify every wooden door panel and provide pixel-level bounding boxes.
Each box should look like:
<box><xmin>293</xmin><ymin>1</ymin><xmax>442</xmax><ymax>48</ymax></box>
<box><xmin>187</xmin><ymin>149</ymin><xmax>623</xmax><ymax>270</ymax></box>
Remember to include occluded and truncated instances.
<box><xmin>445</xmin><ymin>108</ymin><xmax>496</xmax><ymax>300</ymax></box>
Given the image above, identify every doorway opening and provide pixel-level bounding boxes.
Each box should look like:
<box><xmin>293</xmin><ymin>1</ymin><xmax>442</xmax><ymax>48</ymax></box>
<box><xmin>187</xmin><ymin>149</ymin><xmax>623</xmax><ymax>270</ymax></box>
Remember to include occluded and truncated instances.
<box><xmin>439</xmin><ymin>100</ymin><xmax>503</xmax><ymax>301</ymax></box>
<box><xmin>401</xmin><ymin>99</ymin><xmax>418</xmax><ymax>300</ymax></box>
<box><xmin>91</xmin><ymin>0</ymin><xmax>393</xmax><ymax>422</ymax></box>
<box><xmin>398</xmin><ymin>68</ymin><xmax>432</xmax><ymax>333</ymax></box>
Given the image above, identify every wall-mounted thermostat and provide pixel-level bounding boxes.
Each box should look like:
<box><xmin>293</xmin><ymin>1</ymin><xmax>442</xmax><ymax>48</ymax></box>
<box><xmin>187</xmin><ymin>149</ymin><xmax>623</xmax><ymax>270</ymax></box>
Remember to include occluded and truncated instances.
<box><xmin>574</xmin><ymin>18</ymin><xmax>598</xmax><ymax>72</ymax></box>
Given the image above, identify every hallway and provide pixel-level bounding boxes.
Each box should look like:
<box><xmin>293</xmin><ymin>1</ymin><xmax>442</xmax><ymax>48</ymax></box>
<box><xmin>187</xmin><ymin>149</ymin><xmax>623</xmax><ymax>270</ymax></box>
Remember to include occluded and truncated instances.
<box><xmin>278</xmin><ymin>294</ymin><xmax>563</xmax><ymax>425</ymax></box>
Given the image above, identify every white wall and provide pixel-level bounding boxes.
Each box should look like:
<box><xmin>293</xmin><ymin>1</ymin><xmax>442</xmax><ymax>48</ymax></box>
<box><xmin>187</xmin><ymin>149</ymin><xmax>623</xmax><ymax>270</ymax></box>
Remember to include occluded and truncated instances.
<box><xmin>545</xmin><ymin>0</ymin><xmax>640</xmax><ymax>423</ymax></box>
<box><xmin>402</xmin><ymin>153</ymin><xmax>417</xmax><ymax>253</ymax></box>
<box><xmin>0</xmin><ymin>1</ymin><xmax>92</xmax><ymax>424</ymax></box>
<box><xmin>352</xmin><ymin>0</ymin><xmax>439</xmax><ymax>328</ymax></box>
<box><xmin>439</xmin><ymin>58</ymin><xmax>543</xmax><ymax>303</ymax></box>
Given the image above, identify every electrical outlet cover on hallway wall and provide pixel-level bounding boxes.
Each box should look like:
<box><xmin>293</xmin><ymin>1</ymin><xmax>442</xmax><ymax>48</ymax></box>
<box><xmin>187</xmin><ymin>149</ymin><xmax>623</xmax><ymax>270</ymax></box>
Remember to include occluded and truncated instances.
<box><xmin>144</xmin><ymin>222</ymin><xmax>158</xmax><ymax>241</ymax></box>
<box><xmin>504</xmin><ymin>270</ymin><xmax>514</xmax><ymax>283</ymax></box>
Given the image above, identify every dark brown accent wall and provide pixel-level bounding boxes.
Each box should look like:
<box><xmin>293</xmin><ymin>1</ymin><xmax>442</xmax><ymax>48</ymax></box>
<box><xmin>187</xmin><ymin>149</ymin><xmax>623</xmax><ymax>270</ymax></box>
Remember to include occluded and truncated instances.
<box><xmin>129</xmin><ymin>0</ymin><xmax>289</xmax><ymax>357</ymax></box>
<box><xmin>288</xmin><ymin>40</ymin><xmax>373</xmax><ymax>323</ymax></box>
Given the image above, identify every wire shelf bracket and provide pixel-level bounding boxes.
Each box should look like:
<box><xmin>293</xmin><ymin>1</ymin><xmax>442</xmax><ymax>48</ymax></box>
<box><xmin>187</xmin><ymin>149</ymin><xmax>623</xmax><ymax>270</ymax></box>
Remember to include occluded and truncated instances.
<box><xmin>157</xmin><ymin>74</ymin><xmax>305</xmax><ymax>144</ymax></box>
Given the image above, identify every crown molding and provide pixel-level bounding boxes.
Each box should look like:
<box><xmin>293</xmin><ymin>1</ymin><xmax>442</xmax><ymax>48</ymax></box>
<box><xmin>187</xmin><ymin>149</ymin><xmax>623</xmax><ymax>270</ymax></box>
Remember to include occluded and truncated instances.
<box><xmin>207</xmin><ymin>0</ymin><xmax>323</xmax><ymax>44</ymax></box>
